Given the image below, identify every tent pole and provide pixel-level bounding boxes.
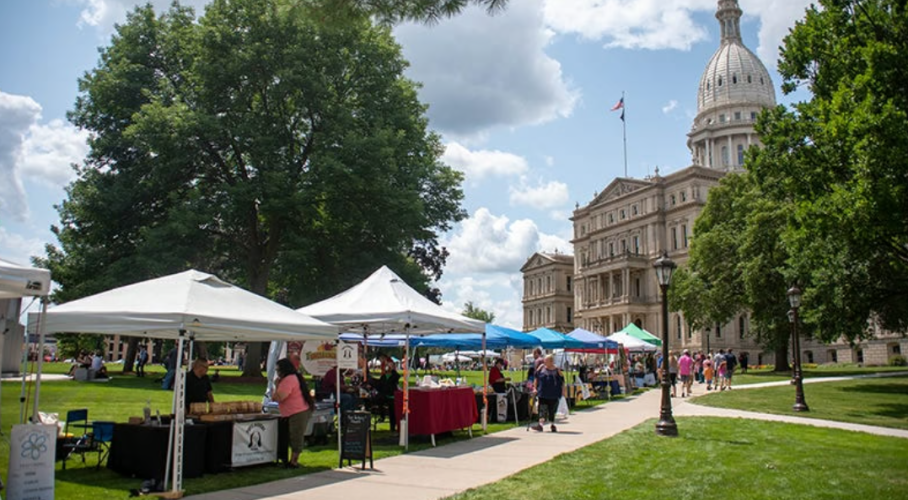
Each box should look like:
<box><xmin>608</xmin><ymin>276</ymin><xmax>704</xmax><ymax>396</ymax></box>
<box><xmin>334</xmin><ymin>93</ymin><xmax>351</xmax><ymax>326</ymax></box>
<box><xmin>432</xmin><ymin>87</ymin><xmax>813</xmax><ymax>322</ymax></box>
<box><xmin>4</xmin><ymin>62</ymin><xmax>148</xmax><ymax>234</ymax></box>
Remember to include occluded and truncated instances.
<box><xmin>399</xmin><ymin>326</ymin><xmax>410</xmax><ymax>449</ymax></box>
<box><xmin>481</xmin><ymin>332</ymin><xmax>487</xmax><ymax>432</ymax></box>
<box><xmin>18</xmin><ymin>298</ymin><xmax>33</xmax><ymax>424</ymax></box>
<box><xmin>30</xmin><ymin>297</ymin><xmax>49</xmax><ymax>422</ymax></box>
<box><xmin>0</xmin><ymin>299</ymin><xmax>19</xmax><ymax>432</ymax></box>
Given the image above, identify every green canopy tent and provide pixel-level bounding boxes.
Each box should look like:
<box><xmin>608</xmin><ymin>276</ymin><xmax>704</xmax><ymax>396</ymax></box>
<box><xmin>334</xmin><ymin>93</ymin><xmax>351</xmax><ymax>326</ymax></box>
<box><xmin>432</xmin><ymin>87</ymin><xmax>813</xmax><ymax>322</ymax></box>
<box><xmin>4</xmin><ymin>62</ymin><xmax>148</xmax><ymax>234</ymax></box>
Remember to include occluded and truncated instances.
<box><xmin>620</xmin><ymin>323</ymin><xmax>662</xmax><ymax>347</ymax></box>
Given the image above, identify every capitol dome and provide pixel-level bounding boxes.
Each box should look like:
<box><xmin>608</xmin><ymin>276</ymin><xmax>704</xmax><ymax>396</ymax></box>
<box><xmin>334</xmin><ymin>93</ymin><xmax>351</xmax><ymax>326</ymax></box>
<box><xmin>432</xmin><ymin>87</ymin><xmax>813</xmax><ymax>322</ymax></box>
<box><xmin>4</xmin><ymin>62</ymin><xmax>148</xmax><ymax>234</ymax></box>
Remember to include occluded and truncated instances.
<box><xmin>687</xmin><ymin>0</ymin><xmax>776</xmax><ymax>171</ymax></box>
<box><xmin>697</xmin><ymin>42</ymin><xmax>776</xmax><ymax>114</ymax></box>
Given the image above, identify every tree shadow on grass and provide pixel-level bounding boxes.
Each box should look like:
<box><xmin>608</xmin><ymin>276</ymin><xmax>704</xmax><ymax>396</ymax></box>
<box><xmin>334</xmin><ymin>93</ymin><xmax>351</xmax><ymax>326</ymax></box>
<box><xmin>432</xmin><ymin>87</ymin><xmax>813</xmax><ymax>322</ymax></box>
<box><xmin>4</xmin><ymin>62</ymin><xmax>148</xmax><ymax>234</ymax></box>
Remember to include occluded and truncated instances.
<box><xmin>864</xmin><ymin>404</ymin><xmax>908</xmax><ymax>420</ymax></box>
<box><xmin>839</xmin><ymin>384</ymin><xmax>908</xmax><ymax>395</ymax></box>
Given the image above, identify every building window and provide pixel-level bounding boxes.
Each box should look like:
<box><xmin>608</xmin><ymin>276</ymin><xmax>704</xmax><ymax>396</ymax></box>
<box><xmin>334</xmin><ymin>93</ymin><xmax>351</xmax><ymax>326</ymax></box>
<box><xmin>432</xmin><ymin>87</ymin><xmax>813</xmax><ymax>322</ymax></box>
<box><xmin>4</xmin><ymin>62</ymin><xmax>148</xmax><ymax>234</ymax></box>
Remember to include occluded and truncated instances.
<box><xmin>566</xmin><ymin>276</ymin><xmax>572</xmax><ymax>292</ymax></box>
<box><xmin>751</xmin><ymin>111</ymin><xmax>757</xmax><ymax>121</ymax></box>
<box><xmin>609</xmin><ymin>242</ymin><xmax>614</xmax><ymax>256</ymax></box>
<box><xmin>739</xmin><ymin>316</ymin><xmax>746</xmax><ymax>338</ymax></box>
<box><xmin>737</xmin><ymin>144</ymin><xmax>745</xmax><ymax>166</ymax></box>
<box><xmin>635</xmin><ymin>278</ymin><xmax>641</xmax><ymax>297</ymax></box>
<box><xmin>734</xmin><ymin>111</ymin><xmax>741</xmax><ymax>120</ymax></box>
<box><xmin>608</xmin><ymin>213</ymin><xmax>614</xmax><ymax>224</ymax></box>
<box><xmin>890</xmin><ymin>343</ymin><xmax>901</xmax><ymax>355</ymax></box>
<box><xmin>747</xmin><ymin>75</ymin><xmax>752</xmax><ymax>84</ymax></box>
<box><xmin>632</xmin><ymin>205</ymin><xmax>638</xmax><ymax>215</ymax></box>
<box><xmin>718</xmin><ymin>76</ymin><xmax>723</xmax><ymax>86</ymax></box>
<box><xmin>633</xmin><ymin>236</ymin><xmax>639</xmax><ymax>254</ymax></box>
<box><xmin>677</xmin><ymin>316</ymin><xmax>682</xmax><ymax>340</ymax></box>
<box><xmin>732</xmin><ymin>74</ymin><xmax>737</xmax><ymax>84</ymax></box>
<box><xmin>681</xmin><ymin>191</ymin><xmax>687</xmax><ymax>202</ymax></box>
<box><xmin>828</xmin><ymin>350</ymin><xmax>838</xmax><ymax>363</ymax></box>
<box><xmin>722</xmin><ymin>146</ymin><xmax>729</xmax><ymax>166</ymax></box>
<box><xmin>719</xmin><ymin>114</ymin><xmax>726</xmax><ymax>123</ymax></box>
<box><xmin>567</xmin><ymin>307</ymin><xmax>572</xmax><ymax>323</ymax></box>
<box><xmin>716</xmin><ymin>325</ymin><xmax>722</xmax><ymax>338</ymax></box>
<box><xmin>856</xmin><ymin>349</ymin><xmax>864</xmax><ymax>363</ymax></box>
<box><xmin>671</xmin><ymin>227</ymin><xmax>678</xmax><ymax>250</ymax></box>
<box><xmin>682</xmin><ymin>224</ymin><xmax>688</xmax><ymax>247</ymax></box>
<box><xmin>546</xmin><ymin>276</ymin><xmax>551</xmax><ymax>292</ymax></box>
<box><xmin>620</xmin><ymin>209</ymin><xmax>626</xmax><ymax>220</ymax></box>
<box><xmin>620</xmin><ymin>240</ymin><xmax>627</xmax><ymax>253</ymax></box>
<box><xmin>805</xmin><ymin>351</ymin><xmax>814</xmax><ymax>363</ymax></box>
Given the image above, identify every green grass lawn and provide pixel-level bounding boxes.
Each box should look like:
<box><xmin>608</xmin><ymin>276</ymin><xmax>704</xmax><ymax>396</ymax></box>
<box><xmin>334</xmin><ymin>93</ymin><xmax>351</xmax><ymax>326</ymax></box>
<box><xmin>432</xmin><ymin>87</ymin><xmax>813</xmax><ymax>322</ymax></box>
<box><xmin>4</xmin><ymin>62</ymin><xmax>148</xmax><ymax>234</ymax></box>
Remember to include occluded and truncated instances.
<box><xmin>0</xmin><ymin>364</ymin><xmax>614</xmax><ymax>499</ymax></box>
<box><xmin>693</xmin><ymin>375</ymin><xmax>908</xmax><ymax>430</ymax></box>
<box><xmin>447</xmin><ymin>417</ymin><xmax>908</xmax><ymax>500</ymax></box>
<box><xmin>707</xmin><ymin>365</ymin><xmax>908</xmax><ymax>386</ymax></box>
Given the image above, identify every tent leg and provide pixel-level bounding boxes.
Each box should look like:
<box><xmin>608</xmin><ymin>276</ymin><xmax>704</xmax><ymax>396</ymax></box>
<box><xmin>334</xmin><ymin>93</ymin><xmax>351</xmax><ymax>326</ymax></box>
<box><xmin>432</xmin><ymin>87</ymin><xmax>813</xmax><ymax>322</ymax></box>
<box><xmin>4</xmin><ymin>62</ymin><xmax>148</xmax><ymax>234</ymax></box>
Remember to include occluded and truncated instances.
<box><xmin>30</xmin><ymin>298</ymin><xmax>49</xmax><ymax>423</ymax></box>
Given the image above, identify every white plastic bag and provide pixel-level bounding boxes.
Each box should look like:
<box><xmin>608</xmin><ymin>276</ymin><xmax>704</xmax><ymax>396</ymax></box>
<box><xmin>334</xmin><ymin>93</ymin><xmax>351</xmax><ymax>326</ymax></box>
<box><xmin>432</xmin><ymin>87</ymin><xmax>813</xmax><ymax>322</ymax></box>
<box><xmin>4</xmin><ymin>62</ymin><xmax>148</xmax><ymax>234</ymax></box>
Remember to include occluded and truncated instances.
<box><xmin>579</xmin><ymin>383</ymin><xmax>591</xmax><ymax>400</ymax></box>
<box><xmin>555</xmin><ymin>396</ymin><xmax>569</xmax><ymax>420</ymax></box>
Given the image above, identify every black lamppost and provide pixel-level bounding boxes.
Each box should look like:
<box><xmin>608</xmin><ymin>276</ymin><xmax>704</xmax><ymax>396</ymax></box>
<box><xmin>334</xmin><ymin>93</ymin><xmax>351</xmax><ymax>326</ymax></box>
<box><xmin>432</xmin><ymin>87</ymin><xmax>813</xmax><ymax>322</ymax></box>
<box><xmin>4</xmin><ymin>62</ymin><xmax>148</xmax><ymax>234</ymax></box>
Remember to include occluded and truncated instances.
<box><xmin>787</xmin><ymin>285</ymin><xmax>809</xmax><ymax>412</ymax></box>
<box><xmin>654</xmin><ymin>251</ymin><xmax>678</xmax><ymax>436</ymax></box>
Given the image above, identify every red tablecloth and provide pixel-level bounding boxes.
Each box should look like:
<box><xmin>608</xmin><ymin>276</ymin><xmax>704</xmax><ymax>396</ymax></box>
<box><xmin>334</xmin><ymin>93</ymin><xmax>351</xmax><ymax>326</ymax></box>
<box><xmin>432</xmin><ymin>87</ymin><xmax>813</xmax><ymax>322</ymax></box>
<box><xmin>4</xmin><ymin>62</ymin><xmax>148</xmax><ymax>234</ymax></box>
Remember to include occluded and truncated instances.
<box><xmin>395</xmin><ymin>387</ymin><xmax>478</xmax><ymax>436</ymax></box>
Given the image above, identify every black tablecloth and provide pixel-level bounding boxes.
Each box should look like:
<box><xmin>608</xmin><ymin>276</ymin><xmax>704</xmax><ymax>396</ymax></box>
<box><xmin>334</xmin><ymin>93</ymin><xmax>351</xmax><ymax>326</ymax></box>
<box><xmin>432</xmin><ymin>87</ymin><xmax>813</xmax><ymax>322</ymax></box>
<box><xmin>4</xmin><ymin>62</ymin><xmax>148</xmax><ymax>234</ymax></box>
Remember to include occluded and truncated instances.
<box><xmin>107</xmin><ymin>424</ymin><xmax>207</xmax><ymax>481</ymax></box>
<box><xmin>474</xmin><ymin>391</ymin><xmax>530</xmax><ymax>423</ymax></box>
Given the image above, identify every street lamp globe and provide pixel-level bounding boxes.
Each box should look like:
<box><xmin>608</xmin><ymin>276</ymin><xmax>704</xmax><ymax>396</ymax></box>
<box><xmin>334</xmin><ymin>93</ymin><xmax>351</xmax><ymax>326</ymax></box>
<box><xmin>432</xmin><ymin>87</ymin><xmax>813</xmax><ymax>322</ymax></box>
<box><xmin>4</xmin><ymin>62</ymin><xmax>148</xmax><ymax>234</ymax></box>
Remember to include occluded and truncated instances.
<box><xmin>653</xmin><ymin>251</ymin><xmax>676</xmax><ymax>287</ymax></box>
<box><xmin>787</xmin><ymin>285</ymin><xmax>802</xmax><ymax>309</ymax></box>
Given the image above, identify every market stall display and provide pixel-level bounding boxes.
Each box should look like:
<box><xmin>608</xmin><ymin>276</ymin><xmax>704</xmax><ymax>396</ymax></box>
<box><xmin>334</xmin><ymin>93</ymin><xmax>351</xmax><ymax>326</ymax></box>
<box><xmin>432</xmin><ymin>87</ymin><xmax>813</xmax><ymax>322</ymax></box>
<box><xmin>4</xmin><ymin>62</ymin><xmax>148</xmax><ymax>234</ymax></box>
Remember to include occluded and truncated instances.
<box><xmin>394</xmin><ymin>386</ymin><xmax>477</xmax><ymax>447</ymax></box>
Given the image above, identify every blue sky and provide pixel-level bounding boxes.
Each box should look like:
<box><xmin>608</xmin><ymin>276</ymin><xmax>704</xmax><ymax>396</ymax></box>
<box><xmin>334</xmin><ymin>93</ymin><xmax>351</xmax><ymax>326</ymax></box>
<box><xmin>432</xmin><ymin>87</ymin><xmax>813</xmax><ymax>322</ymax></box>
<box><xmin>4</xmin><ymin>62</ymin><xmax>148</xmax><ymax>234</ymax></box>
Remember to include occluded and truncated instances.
<box><xmin>0</xmin><ymin>0</ymin><xmax>812</xmax><ymax>327</ymax></box>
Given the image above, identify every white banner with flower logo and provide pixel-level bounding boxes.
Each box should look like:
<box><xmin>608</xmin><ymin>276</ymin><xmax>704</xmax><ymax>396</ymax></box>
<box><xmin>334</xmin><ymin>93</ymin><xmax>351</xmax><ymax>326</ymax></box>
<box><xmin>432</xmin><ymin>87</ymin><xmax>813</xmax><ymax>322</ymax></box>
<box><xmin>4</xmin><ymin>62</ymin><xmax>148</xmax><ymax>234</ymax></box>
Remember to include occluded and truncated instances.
<box><xmin>7</xmin><ymin>424</ymin><xmax>56</xmax><ymax>500</ymax></box>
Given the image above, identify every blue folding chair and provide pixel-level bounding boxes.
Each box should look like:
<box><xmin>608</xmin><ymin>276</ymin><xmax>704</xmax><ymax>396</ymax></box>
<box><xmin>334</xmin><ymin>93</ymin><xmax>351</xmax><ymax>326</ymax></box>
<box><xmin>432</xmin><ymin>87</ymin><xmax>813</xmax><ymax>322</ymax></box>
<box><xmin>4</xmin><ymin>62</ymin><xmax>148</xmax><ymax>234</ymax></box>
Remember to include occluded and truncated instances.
<box><xmin>92</xmin><ymin>421</ymin><xmax>115</xmax><ymax>469</ymax></box>
<box><xmin>62</xmin><ymin>409</ymin><xmax>92</xmax><ymax>470</ymax></box>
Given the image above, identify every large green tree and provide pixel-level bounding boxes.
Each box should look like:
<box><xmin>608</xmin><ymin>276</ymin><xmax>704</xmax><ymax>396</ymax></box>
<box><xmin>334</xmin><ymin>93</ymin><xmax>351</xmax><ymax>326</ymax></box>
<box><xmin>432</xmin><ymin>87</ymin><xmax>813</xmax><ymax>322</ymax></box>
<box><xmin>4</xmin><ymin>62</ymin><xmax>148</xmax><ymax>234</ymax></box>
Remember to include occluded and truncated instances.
<box><xmin>312</xmin><ymin>0</ymin><xmax>508</xmax><ymax>24</ymax></box>
<box><xmin>462</xmin><ymin>301</ymin><xmax>495</xmax><ymax>324</ymax></box>
<box><xmin>44</xmin><ymin>0</ymin><xmax>466</xmax><ymax>376</ymax></box>
<box><xmin>685</xmin><ymin>172</ymin><xmax>794</xmax><ymax>370</ymax></box>
<box><xmin>749</xmin><ymin>0</ymin><xmax>908</xmax><ymax>340</ymax></box>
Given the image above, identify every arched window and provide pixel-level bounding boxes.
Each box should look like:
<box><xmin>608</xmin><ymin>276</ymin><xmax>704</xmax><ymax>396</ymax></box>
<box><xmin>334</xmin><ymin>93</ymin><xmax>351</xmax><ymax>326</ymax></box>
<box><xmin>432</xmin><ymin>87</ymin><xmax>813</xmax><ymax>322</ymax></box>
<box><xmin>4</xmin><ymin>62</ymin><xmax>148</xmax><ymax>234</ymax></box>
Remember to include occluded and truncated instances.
<box><xmin>737</xmin><ymin>144</ymin><xmax>745</xmax><ymax>165</ymax></box>
<box><xmin>732</xmin><ymin>74</ymin><xmax>737</xmax><ymax>84</ymax></box>
<box><xmin>722</xmin><ymin>146</ymin><xmax>729</xmax><ymax>166</ymax></box>
<box><xmin>747</xmin><ymin>75</ymin><xmax>752</xmax><ymax>84</ymax></box>
<box><xmin>718</xmin><ymin>76</ymin><xmax>723</xmax><ymax>86</ymax></box>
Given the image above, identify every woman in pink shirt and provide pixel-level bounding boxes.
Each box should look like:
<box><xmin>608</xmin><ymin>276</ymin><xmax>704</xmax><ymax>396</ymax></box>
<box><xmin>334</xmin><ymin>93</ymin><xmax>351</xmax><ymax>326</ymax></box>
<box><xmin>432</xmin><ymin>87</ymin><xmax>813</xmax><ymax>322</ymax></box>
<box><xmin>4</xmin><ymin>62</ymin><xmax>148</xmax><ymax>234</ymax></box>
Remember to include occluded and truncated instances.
<box><xmin>677</xmin><ymin>349</ymin><xmax>694</xmax><ymax>397</ymax></box>
<box><xmin>273</xmin><ymin>358</ymin><xmax>314</xmax><ymax>468</ymax></box>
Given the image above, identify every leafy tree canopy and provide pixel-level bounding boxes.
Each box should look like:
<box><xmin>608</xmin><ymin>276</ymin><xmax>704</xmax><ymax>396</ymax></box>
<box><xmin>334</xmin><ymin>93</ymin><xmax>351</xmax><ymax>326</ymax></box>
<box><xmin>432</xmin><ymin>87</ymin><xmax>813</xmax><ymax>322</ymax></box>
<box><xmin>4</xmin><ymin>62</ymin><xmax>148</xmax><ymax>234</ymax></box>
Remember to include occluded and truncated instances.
<box><xmin>462</xmin><ymin>301</ymin><xmax>495</xmax><ymax>324</ymax></box>
<box><xmin>42</xmin><ymin>0</ymin><xmax>466</xmax><ymax>375</ymax></box>
<box><xmin>749</xmin><ymin>0</ymin><xmax>908</xmax><ymax>340</ymax></box>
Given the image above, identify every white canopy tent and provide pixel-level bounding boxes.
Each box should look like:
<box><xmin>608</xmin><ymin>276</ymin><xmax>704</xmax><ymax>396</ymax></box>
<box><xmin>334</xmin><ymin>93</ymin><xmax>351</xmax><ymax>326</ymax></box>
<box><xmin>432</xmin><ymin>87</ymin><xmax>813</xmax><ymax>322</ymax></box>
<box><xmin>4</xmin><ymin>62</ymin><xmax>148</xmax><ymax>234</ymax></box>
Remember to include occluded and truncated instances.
<box><xmin>298</xmin><ymin>265</ymin><xmax>485</xmax><ymax>447</ymax></box>
<box><xmin>605</xmin><ymin>331</ymin><xmax>659</xmax><ymax>352</ymax></box>
<box><xmin>0</xmin><ymin>257</ymin><xmax>52</xmax><ymax>434</ymax></box>
<box><xmin>27</xmin><ymin>269</ymin><xmax>339</xmax><ymax>496</ymax></box>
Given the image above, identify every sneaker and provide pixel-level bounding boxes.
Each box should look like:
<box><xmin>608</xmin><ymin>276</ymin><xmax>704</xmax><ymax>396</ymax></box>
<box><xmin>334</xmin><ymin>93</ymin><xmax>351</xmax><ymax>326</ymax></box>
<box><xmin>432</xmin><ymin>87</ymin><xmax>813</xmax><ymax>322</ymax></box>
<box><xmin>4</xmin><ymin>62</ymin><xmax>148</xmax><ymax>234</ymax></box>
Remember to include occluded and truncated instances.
<box><xmin>531</xmin><ymin>424</ymin><xmax>543</xmax><ymax>432</ymax></box>
<box><xmin>550</xmin><ymin>424</ymin><xmax>557</xmax><ymax>432</ymax></box>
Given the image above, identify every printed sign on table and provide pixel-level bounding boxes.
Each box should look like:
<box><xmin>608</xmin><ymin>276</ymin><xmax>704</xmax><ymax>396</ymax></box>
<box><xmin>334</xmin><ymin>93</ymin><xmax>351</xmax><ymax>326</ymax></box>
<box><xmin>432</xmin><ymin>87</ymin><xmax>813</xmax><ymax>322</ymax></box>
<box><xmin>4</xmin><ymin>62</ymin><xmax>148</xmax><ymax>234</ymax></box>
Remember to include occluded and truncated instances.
<box><xmin>231</xmin><ymin>419</ymin><xmax>278</xmax><ymax>467</ymax></box>
<box><xmin>7</xmin><ymin>424</ymin><xmax>56</xmax><ymax>500</ymax></box>
<box><xmin>337</xmin><ymin>342</ymin><xmax>359</xmax><ymax>370</ymax></box>
<box><xmin>301</xmin><ymin>340</ymin><xmax>337</xmax><ymax>376</ymax></box>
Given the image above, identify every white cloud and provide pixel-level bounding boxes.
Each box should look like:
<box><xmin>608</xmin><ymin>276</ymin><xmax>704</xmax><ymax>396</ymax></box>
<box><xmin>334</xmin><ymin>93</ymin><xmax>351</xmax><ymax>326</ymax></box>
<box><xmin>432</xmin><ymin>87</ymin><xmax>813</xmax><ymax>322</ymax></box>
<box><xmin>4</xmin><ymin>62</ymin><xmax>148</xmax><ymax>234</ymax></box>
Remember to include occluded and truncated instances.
<box><xmin>396</xmin><ymin>0</ymin><xmax>579</xmax><ymax>139</ymax></box>
<box><xmin>543</xmin><ymin>155</ymin><xmax>554</xmax><ymax>167</ymax></box>
<box><xmin>0</xmin><ymin>92</ymin><xmax>42</xmax><ymax>220</ymax></box>
<box><xmin>68</xmin><ymin>0</ymin><xmax>210</xmax><ymax>32</ymax></box>
<box><xmin>0</xmin><ymin>227</ymin><xmax>46</xmax><ymax>267</ymax></box>
<box><xmin>19</xmin><ymin>119</ymin><xmax>89</xmax><ymax>187</ymax></box>
<box><xmin>438</xmin><ymin>208</ymin><xmax>571</xmax><ymax>328</ymax></box>
<box><xmin>442</xmin><ymin>142</ymin><xmax>528</xmax><ymax>182</ymax></box>
<box><xmin>509</xmin><ymin>178</ymin><xmax>569</xmax><ymax>209</ymax></box>
<box><xmin>542</xmin><ymin>0</ymin><xmax>812</xmax><ymax>70</ymax></box>
<box><xmin>0</xmin><ymin>91</ymin><xmax>88</xmax><ymax>221</ymax></box>
<box><xmin>443</xmin><ymin>207</ymin><xmax>570</xmax><ymax>274</ymax></box>
<box><xmin>662</xmin><ymin>100</ymin><xmax>678</xmax><ymax>114</ymax></box>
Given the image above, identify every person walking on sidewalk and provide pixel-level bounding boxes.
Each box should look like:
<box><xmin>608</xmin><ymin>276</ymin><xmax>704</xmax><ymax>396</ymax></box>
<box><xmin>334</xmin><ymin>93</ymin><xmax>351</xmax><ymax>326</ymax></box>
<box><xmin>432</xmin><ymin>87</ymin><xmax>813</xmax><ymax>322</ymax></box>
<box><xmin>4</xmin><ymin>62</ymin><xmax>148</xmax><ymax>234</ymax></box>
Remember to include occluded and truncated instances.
<box><xmin>532</xmin><ymin>355</ymin><xmax>565</xmax><ymax>433</ymax></box>
<box><xmin>678</xmin><ymin>350</ymin><xmax>694</xmax><ymax>397</ymax></box>
<box><xmin>724</xmin><ymin>348</ymin><xmax>738</xmax><ymax>390</ymax></box>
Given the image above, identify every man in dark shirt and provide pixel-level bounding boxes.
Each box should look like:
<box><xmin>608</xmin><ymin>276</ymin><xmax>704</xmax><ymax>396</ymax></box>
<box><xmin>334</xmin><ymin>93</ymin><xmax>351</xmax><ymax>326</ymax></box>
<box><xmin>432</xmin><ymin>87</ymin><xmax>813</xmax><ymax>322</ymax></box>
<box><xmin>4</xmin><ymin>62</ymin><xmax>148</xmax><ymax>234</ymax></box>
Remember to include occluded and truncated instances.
<box><xmin>185</xmin><ymin>359</ymin><xmax>214</xmax><ymax>411</ymax></box>
<box><xmin>725</xmin><ymin>348</ymin><xmax>738</xmax><ymax>389</ymax></box>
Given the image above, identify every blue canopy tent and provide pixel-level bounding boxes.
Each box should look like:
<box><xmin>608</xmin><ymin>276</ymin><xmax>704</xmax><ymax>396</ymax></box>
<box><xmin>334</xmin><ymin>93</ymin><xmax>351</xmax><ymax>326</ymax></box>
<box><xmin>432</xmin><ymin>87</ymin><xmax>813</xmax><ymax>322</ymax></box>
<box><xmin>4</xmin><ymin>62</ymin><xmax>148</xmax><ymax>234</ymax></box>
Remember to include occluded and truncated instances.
<box><xmin>566</xmin><ymin>328</ymin><xmax>620</xmax><ymax>353</ymax></box>
<box><xmin>527</xmin><ymin>328</ymin><xmax>588</xmax><ymax>349</ymax></box>
<box><xmin>417</xmin><ymin>324</ymin><xmax>541</xmax><ymax>350</ymax></box>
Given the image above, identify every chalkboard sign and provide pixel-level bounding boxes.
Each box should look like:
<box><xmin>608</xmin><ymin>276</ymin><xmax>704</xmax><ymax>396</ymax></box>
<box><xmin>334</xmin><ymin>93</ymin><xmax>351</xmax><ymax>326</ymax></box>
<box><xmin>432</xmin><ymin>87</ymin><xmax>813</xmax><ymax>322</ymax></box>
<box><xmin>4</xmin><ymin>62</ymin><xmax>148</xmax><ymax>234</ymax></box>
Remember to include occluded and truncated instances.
<box><xmin>340</xmin><ymin>411</ymin><xmax>373</xmax><ymax>469</ymax></box>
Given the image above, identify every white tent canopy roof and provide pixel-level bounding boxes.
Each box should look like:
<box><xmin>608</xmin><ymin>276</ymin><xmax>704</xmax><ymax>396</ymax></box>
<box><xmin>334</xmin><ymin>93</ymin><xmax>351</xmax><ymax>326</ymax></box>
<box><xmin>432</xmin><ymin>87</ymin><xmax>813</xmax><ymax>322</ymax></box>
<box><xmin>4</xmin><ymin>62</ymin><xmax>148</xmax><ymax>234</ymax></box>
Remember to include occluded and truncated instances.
<box><xmin>298</xmin><ymin>265</ymin><xmax>485</xmax><ymax>334</ymax></box>
<box><xmin>0</xmin><ymin>257</ymin><xmax>51</xmax><ymax>299</ymax></box>
<box><xmin>30</xmin><ymin>269</ymin><xmax>339</xmax><ymax>341</ymax></box>
<box><xmin>605</xmin><ymin>331</ymin><xmax>658</xmax><ymax>352</ymax></box>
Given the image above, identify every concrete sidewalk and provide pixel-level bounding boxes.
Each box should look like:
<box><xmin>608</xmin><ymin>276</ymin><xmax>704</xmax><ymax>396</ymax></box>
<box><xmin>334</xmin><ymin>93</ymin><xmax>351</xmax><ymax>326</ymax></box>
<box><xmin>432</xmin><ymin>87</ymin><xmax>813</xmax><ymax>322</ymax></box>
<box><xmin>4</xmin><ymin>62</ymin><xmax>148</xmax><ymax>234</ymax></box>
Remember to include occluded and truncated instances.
<box><xmin>186</xmin><ymin>373</ymin><xmax>908</xmax><ymax>500</ymax></box>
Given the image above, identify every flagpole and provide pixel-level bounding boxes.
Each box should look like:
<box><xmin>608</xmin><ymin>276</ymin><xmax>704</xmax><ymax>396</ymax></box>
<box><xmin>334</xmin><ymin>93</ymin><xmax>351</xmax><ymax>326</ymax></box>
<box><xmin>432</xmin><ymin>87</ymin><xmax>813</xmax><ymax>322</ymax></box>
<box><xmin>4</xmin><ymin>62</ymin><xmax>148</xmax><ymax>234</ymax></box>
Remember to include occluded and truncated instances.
<box><xmin>621</xmin><ymin>91</ymin><xmax>628</xmax><ymax>178</ymax></box>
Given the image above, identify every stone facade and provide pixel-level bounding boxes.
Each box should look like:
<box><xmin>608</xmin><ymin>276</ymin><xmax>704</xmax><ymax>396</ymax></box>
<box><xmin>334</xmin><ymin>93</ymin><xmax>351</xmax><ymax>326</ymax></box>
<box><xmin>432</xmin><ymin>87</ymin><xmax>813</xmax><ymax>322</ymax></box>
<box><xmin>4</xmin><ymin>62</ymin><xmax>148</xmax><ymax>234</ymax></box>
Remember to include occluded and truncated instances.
<box><xmin>520</xmin><ymin>252</ymin><xmax>575</xmax><ymax>332</ymax></box>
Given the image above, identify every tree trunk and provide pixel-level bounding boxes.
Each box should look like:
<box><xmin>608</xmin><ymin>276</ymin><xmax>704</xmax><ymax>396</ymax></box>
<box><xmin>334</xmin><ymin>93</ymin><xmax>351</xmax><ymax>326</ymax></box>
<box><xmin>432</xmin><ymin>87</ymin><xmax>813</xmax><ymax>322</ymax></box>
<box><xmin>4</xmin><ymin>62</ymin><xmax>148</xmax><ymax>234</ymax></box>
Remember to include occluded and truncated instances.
<box><xmin>122</xmin><ymin>337</ymin><xmax>139</xmax><ymax>373</ymax></box>
<box><xmin>773</xmin><ymin>342</ymin><xmax>790</xmax><ymax>373</ymax></box>
<box><xmin>195</xmin><ymin>341</ymin><xmax>209</xmax><ymax>361</ymax></box>
<box><xmin>240</xmin><ymin>268</ymin><xmax>271</xmax><ymax>378</ymax></box>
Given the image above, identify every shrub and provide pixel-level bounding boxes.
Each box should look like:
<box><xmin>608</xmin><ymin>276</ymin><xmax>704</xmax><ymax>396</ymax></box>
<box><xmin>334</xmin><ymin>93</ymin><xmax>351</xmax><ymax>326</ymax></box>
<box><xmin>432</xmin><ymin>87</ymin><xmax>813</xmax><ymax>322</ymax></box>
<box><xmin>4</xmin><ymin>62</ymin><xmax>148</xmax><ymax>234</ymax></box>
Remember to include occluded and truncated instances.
<box><xmin>888</xmin><ymin>355</ymin><xmax>907</xmax><ymax>367</ymax></box>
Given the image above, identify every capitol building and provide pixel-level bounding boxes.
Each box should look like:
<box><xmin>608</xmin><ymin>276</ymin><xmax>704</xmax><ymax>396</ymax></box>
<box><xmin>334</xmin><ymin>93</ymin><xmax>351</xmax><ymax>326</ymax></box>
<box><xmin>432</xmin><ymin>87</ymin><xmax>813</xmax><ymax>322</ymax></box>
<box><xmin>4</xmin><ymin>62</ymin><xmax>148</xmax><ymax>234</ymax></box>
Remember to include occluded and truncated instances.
<box><xmin>521</xmin><ymin>0</ymin><xmax>906</xmax><ymax>366</ymax></box>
